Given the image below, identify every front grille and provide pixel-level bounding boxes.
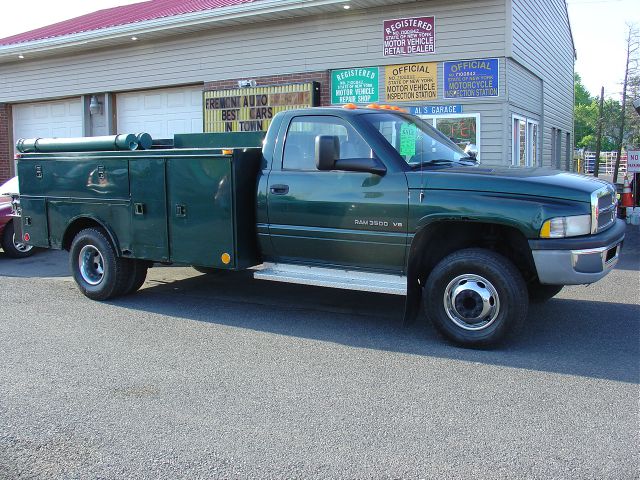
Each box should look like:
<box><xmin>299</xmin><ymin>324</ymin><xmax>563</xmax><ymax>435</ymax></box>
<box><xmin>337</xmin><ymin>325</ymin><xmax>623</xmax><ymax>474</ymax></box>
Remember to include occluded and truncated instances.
<box><xmin>593</xmin><ymin>185</ymin><xmax>617</xmax><ymax>233</ymax></box>
<box><xmin>598</xmin><ymin>193</ymin><xmax>614</xmax><ymax>211</ymax></box>
<box><xmin>598</xmin><ymin>208</ymin><xmax>616</xmax><ymax>231</ymax></box>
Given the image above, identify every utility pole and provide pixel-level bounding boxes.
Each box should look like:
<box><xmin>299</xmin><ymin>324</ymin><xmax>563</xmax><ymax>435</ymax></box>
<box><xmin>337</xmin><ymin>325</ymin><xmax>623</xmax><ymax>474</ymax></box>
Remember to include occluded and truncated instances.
<box><xmin>594</xmin><ymin>86</ymin><xmax>605</xmax><ymax>178</ymax></box>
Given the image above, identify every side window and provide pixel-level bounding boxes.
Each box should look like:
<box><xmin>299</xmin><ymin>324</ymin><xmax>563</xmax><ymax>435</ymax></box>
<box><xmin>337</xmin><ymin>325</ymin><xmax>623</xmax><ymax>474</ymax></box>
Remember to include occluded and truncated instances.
<box><xmin>282</xmin><ymin>116</ymin><xmax>372</xmax><ymax>171</ymax></box>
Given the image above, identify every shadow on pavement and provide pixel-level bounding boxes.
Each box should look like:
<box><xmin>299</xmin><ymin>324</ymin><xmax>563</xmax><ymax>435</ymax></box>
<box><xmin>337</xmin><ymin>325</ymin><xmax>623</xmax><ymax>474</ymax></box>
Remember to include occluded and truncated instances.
<box><xmin>109</xmin><ymin>268</ymin><xmax>639</xmax><ymax>385</ymax></box>
<box><xmin>0</xmin><ymin>249</ymin><xmax>69</xmax><ymax>278</ymax></box>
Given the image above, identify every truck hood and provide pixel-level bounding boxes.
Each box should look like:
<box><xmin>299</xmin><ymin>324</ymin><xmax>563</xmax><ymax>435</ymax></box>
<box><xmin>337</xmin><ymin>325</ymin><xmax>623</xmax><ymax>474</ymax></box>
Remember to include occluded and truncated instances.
<box><xmin>407</xmin><ymin>166</ymin><xmax>611</xmax><ymax>202</ymax></box>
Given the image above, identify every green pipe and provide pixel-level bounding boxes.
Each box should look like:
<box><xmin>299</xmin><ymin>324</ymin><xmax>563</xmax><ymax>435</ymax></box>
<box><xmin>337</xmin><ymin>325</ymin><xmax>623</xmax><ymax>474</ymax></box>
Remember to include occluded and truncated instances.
<box><xmin>16</xmin><ymin>134</ymin><xmax>139</xmax><ymax>153</ymax></box>
<box><xmin>135</xmin><ymin>133</ymin><xmax>153</xmax><ymax>150</ymax></box>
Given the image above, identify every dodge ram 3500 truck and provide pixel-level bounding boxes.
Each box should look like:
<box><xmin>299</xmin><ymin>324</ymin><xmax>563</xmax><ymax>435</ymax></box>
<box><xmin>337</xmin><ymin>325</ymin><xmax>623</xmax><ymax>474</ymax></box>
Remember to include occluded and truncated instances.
<box><xmin>13</xmin><ymin>106</ymin><xmax>625</xmax><ymax>347</ymax></box>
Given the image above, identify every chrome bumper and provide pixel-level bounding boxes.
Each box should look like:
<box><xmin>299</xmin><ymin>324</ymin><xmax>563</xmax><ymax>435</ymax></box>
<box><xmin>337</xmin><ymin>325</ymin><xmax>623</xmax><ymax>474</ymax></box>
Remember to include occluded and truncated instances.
<box><xmin>531</xmin><ymin>240</ymin><xmax>623</xmax><ymax>285</ymax></box>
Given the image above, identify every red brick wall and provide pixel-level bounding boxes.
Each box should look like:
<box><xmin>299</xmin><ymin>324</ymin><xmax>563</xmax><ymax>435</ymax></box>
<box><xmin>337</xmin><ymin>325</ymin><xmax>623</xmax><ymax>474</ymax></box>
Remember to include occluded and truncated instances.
<box><xmin>0</xmin><ymin>104</ymin><xmax>11</xmax><ymax>183</ymax></box>
<box><xmin>204</xmin><ymin>70</ymin><xmax>331</xmax><ymax>106</ymax></box>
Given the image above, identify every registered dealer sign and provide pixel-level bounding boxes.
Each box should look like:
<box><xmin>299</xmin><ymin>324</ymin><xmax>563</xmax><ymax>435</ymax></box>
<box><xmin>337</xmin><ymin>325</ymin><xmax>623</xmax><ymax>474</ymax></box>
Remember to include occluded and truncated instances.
<box><xmin>383</xmin><ymin>16</ymin><xmax>435</xmax><ymax>56</ymax></box>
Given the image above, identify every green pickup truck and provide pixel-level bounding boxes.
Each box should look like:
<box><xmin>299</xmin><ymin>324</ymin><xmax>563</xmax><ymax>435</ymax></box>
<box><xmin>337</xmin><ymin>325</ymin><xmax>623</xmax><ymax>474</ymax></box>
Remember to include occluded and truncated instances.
<box><xmin>13</xmin><ymin>106</ymin><xmax>625</xmax><ymax>347</ymax></box>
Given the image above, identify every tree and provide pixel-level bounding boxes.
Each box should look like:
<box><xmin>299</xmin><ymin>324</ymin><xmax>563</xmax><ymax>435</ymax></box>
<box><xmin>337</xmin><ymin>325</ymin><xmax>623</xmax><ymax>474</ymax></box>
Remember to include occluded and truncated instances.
<box><xmin>614</xmin><ymin>24</ymin><xmax>639</xmax><ymax>183</ymax></box>
<box><xmin>574</xmin><ymin>73</ymin><xmax>593</xmax><ymax>106</ymax></box>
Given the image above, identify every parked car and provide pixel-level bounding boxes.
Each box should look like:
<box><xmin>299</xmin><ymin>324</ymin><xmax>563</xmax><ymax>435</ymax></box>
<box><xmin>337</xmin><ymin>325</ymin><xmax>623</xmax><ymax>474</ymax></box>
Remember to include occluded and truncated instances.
<box><xmin>1</xmin><ymin>176</ymin><xmax>35</xmax><ymax>258</ymax></box>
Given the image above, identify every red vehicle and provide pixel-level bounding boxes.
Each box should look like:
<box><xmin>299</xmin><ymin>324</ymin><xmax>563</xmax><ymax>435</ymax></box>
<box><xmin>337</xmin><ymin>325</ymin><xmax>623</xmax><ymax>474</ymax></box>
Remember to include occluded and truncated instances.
<box><xmin>1</xmin><ymin>177</ymin><xmax>35</xmax><ymax>258</ymax></box>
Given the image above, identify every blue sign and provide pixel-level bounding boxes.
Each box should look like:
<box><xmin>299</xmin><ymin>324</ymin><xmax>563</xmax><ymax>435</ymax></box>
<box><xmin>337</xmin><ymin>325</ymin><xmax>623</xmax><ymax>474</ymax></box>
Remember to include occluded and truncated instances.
<box><xmin>409</xmin><ymin>105</ymin><xmax>463</xmax><ymax>115</ymax></box>
<box><xmin>443</xmin><ymin>58</ymin><xmax>499</xmax><ymax>98</ymax></box>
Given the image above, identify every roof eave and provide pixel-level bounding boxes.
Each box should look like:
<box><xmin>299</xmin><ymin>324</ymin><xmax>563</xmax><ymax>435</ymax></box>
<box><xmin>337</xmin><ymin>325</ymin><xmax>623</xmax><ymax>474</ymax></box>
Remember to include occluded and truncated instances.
<box><xmin>0</xmin><ymin>0</ymin><xmax>350</xmax><ymax>58</ymax></box>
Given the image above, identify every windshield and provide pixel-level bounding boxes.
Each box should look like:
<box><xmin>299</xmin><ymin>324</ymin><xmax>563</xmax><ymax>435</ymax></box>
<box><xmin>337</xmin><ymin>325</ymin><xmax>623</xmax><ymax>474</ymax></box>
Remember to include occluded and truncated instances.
<box><xmin>361</xmin><ymin>112</ymin><xmax>472</xmax><ymax>167</ymax></box>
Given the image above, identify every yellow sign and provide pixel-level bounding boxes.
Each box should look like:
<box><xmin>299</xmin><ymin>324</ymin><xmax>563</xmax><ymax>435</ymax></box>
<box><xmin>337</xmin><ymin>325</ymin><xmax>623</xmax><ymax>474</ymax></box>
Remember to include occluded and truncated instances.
<box><xmin>203</xmin><ymin>83</ymin><xmax>317</xmax><ymax>133</ymax></box>
<box><xmin>385</xmin><ymin>62</ymin><xmax>438</xmax><ymax>102</ymax></box>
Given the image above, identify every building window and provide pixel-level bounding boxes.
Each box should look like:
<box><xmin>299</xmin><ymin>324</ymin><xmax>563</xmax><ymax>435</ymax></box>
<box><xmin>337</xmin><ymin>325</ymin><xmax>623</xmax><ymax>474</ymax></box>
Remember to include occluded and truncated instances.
<box><xmin>419</xmin><ymin>113</ymin><xmax>481</xmax><ymax>160</ymax></box>
<box><xmin>512</xmin><ymin>115</ymin><xmax>538</xmax><ymax>167</ymax></box>
<box><xmin>551</xmin><ymin>127</ymin><xmax>563</xmax><ymax>168</ymax></box>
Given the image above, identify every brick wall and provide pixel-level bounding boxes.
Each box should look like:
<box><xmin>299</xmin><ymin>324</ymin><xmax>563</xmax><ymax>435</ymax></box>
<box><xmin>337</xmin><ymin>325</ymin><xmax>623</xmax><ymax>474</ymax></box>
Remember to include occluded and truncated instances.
<box><xmin>0</xmin><ymin>103</ymin><xmax>11</xmax><ymax>183</ymax></box>
<box><xmin>204</xmin><ymin>70</ymin><xmax>331</xmax><ymax>106</ymax></box>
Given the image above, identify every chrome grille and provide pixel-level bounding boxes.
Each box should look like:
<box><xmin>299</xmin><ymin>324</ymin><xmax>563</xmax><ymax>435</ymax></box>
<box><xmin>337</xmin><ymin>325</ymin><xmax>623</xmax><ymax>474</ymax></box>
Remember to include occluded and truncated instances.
<box><xmin>591</xmin><ymin>185</ymin><xmax>617</xmax><ymax>234</ymax></box>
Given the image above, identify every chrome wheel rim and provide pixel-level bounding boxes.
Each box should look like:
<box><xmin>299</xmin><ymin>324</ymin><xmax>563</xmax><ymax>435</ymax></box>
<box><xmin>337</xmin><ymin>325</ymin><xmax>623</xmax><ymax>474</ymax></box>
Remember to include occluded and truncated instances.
<box><xmin>12</xmin><ymin>233</ymin><xmax>33</xmax><ymax>253</ymax></box>
<box><xmin>79</xmin><ymin>245</ymin><xmax>104</xmax><ymax>286</ymax></box>
<box><xmin>443</xmin><ymin>274</ymin><xmax>500</xmax><ymax>331</ymax></box>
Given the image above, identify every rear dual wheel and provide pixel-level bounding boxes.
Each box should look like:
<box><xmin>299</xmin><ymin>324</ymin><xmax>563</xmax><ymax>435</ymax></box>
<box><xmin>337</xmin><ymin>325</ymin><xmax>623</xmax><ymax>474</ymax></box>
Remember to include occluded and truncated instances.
<box><xmin>70</xmin><ymin>228</ymin><xmax>148</xmax><ymax>300</ymax></box>
<box><xmin>423</xmin><ymin>248</ymin><xmax>528</xmax><ymax>348</ymax></box>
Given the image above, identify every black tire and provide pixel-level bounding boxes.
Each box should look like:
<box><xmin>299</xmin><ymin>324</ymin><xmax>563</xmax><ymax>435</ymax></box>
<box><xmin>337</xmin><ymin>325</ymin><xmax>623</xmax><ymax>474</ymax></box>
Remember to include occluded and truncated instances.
<box><xmin>423</xmin><ymin>248</ymin><xmax>528</xmax><ymax>348</ymax></box>
<box><xmin>528</xmin><ymin>281</ymin><xmax>563</xmax><ymax>303</ymax></box>
<box><xmin>69</xmin><ymin>228</ymin><xmax>128</xmax><ymax>300</ymax></box>
<box><xmin>1</xmin><ymin>220</ymin><xmax>36</xmax><ymax>258</ymax></box>
<box><xmin>122</xmin><ymin>260</ymin><xmax>149</xmax><ymax>295</ymax></box>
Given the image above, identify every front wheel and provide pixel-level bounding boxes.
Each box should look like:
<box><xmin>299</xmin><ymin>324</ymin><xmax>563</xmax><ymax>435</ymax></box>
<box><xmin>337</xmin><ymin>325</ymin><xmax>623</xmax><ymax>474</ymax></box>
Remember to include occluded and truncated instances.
<box><xmin>423</xmin><ymin>248</ymin><xmax>528</xmax><ymax>348</ymax></box>
<box><xmin>69</xmin><ymin>228</ymin><xmax>129</xmax><ymax>300</ymax></box>
<box><xmin>2</xmin><ymin>220</ymin><xmax>35</xmax><ymax>258</ymax></box>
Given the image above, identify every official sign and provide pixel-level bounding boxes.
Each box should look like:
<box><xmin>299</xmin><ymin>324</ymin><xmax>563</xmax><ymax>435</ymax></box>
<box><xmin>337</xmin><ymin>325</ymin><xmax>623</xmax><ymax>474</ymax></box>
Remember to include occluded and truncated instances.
<box><xmin>385</xmin><ymin>62</ymin><xmax>438</xmax><ymax>102</ymax></box>
<box><xmin>203</xmin><ymin>83</ymin><xmax>318</xmax><ymax>133</ymax></box>
<box><xmin>383</xmin><ymin>16</ymin><xmax>435</xmax><ymax>56</ymax></box>
<box><xmin>627</xmin><ymin>150</ymin><xmax>640</xmax><ymax>173</ymax></box>
<box><xmin>443</xmin><ymin>58</ymin><xmax>499</xmax><ymax>98</ymax></box>
<box><xmin>331</xmin><ymin>68</ymin><xmax>379</xmax><ymax>104</ymax></box>
<box><xmin>409</xmin><ymin>105</ymin><xmax>462</xmax><ymax>115</ymax></box>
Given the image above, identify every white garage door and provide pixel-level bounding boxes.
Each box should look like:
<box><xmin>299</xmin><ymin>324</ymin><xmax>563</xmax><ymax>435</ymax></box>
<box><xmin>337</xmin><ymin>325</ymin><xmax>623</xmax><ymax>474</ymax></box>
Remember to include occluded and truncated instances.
<box><xmin>13</xmin><ymin>98</ymin><xmax>83</xmax><ymax>147</ymax></box>
<box><xmin>116</xmin><ymin>86</ymin><xmax>203</xmax><ymax>139</ymax></box>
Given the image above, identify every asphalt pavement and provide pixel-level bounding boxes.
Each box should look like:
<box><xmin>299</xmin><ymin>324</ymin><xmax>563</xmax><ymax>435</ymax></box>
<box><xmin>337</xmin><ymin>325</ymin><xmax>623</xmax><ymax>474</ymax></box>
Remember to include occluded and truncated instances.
<box><xmin>0</xmin><ymin>227</ymin><xmax>638</xmax><ymax>479</ymax></box>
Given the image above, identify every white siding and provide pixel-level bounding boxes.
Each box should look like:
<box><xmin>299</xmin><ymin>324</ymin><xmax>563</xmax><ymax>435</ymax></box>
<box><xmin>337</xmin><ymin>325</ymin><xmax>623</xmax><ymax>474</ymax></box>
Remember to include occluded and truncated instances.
<box><xmin>510</xmin><ymin>0</ymin><xmax>574</xmax><ymax>168</ymax></box>
<box><xmin>0</xmin><ymin>0</ymin><xmax>507</xmax><ymax>102</ymax></box>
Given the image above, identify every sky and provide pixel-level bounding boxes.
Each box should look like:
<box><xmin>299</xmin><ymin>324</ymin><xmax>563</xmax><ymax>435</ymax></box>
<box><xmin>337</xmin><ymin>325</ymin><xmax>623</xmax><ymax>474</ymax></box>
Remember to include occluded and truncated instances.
<box><xmin>0</xmin><ymin>0</ymin><xmax>637</xmax><ymax>100</ymax></box>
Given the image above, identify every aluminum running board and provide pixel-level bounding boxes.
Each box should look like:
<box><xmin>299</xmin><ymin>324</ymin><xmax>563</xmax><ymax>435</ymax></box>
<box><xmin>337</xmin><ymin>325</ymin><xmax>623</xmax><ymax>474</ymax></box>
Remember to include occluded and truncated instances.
<box><xmin>253</xmin><ymin>262</ymin><xmax>406</xmax><ymax>295</ymax></box>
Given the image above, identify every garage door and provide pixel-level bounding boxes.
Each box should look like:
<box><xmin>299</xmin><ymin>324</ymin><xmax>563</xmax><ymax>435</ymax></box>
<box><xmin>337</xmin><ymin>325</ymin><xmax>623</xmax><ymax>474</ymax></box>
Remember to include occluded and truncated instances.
<box><xmin>13</xmin><ymin>98</ymin><xmax>83</xmax><ymax>146</ymax></box>
<box><xmin>116</xmin><ymin>86</ymin><xmax>203</xmax><ymax>140</ymax></box>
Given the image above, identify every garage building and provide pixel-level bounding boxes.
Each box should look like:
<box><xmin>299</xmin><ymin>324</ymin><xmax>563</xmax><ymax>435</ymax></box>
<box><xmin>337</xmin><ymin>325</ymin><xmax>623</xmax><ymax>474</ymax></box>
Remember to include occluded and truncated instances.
<box><xmin>0</xmin><ymin>0</ymin><xmax>575</xmax><ymax>183</ymax></box>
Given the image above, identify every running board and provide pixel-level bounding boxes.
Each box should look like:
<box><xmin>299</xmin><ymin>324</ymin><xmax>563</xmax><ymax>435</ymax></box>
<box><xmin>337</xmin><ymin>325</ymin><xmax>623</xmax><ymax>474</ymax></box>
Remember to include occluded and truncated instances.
<box><xmin>253</xmin><ymin>263</ymin><xmax>406</xmax><ymax>295</ymax></box>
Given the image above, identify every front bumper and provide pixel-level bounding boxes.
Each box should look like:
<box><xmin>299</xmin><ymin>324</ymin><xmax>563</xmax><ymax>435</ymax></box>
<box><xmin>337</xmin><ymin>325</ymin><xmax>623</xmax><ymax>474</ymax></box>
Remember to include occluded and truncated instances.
<box><xmin>529</xmin><ymin>219</ymin><xmax>626</xmax><ymax>285</ymax></box>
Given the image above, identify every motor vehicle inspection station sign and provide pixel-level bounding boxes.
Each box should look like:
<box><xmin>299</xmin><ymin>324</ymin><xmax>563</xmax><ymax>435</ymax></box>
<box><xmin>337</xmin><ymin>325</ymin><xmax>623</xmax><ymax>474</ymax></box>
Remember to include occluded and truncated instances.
<box><xmin>383</xmin><ymin>16</ymin><xmax>435</xmax><ymax>56</ymax></box>
<box><xmin>443</xmin><ymin>58</ymin><xmax>499</xmax><ymax>98</ymax></box>
<box><xmin>385</xmin><ymin>62</ymin><xmax>438</xmax><ymax>102</ymax></box>
<box><xmin>331</xmin><ymin>68</ymin><xmax>379</xmax><ymax>104</ymax></box>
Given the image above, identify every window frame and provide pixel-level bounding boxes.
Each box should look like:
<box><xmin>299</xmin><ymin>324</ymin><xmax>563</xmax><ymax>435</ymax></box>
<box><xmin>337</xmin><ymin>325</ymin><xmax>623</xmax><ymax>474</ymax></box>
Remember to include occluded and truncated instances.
<box><xmin>511</xmin><ymin>114</ymin><xmax>539</xmax><ymax>167</ymax></box>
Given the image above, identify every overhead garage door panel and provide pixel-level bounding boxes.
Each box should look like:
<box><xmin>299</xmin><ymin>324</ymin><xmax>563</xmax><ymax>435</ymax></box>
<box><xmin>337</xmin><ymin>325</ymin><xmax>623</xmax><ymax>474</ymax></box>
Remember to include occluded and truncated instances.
<box><xmin>13</xmin><ymin>98</ymin><xmax>83</xmax><ymax>144</ymax></box>
<box><xmin>117</xmin><ymin>86</ymin><xmax>203</xmax><ymax>140</ymax></box>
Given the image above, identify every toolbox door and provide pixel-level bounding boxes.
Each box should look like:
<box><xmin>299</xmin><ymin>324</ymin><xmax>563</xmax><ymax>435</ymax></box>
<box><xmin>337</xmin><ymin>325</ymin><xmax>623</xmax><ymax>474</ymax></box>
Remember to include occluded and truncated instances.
<box><xmin>166</xmin><ymin>157</ymin><xmax>236</xmax><ymax>268</ymax></box>
<box><xmin>129</xmin><ymin>158</ymin><xmax>169</xmax><ymax>262</ymax></box>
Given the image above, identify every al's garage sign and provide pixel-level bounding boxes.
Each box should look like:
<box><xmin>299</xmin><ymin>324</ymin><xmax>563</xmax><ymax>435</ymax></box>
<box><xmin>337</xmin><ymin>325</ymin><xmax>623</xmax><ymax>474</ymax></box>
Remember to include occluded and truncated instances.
<box><xmin>383</xmin><ymin>16</ymin><xmax>435</xmax><ymax>56</ymax></box>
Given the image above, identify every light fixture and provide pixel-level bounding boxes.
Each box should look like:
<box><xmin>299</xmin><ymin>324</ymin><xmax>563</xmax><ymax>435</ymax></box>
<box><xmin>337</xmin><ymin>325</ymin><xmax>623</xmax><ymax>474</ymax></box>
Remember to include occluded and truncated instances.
<box><xmin>343</xmin><ymin>4</ymin><xmax>351</xmax><ymax>9</ymax></box>
<box><xmin>131</xmin><ymin>36</ymin><xmax>138</xmax><ymax>41</ymax></box>
<box><xmin>89</xmin><ymin>95</ymin><xmax>103</xmax><ymax>115</ymax></box>
<box><xmin>18</xmin><ymin>54</ymin><xmax>24</xmax><ymax>59</ymax></box>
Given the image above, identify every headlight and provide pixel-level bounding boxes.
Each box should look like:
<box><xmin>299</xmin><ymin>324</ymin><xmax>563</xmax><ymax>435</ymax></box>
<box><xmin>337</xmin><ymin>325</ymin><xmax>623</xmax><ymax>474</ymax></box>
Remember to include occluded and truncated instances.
<box><xmin>540</xmin><ymin>215</ymin><xmax>591</xmax><ymax>238</ymax></box>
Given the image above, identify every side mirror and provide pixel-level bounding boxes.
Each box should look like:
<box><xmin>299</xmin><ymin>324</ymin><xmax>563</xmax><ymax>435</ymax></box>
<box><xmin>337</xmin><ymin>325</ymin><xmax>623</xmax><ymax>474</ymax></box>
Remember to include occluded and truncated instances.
<box><xmin>315</xmin><ymin>135</ymin><xmax>340</xmax><ymax>170</ymax></box>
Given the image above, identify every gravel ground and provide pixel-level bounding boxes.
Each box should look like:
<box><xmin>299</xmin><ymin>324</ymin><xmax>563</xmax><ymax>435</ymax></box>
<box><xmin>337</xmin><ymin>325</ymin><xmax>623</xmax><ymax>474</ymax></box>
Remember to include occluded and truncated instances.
<box><xmin>0</xmin><ymin>227</ymin><xmax>638</xmax><ymax>479</ymax></box>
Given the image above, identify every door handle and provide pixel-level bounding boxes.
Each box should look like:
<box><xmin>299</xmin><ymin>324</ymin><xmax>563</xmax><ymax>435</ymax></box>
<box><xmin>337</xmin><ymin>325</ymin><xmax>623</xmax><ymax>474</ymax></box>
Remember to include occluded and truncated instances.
<box><xmin>270</xmin><ymin>184</ymin><xmax>289</xmax><ymax>195</ymax></box>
